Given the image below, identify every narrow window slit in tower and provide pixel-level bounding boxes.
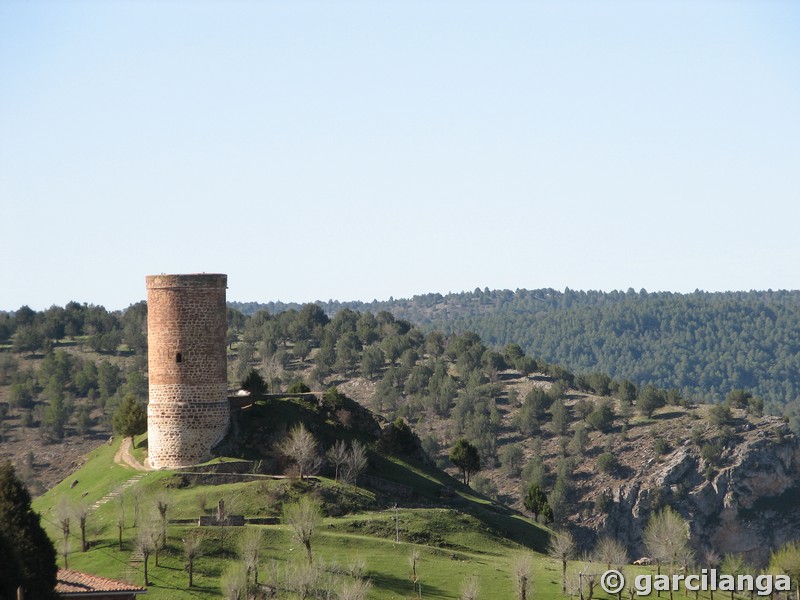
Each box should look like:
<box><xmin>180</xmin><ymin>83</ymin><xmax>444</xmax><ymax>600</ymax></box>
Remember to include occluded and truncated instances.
<box><xmin>176</xmin><ymin>352</ymin><xmax>182</xmax><ymax>363</ymax></box>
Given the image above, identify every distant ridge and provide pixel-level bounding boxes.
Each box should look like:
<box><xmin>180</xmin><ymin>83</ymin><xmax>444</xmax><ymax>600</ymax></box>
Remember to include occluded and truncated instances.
<box><xmin>229</xmin><ymin>288</ymin><xmax>800</xmax><ymax>419</ymax></box>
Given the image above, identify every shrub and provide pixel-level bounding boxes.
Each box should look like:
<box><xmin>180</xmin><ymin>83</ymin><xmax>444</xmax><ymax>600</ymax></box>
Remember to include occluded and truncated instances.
<box><xmin>567</xmin><ymin>424</ymin><xmax>590</xmax><ymax>456</ymax></box>
<box><xmin>499</xmin><ymin>444</ymin><xmax>524</xmax><ymax>478</ymax></box>
<box><xmin>472</xmin><ymin>474</ymin><xmax>498</xmax><ymax>500</ymax></box>
<box><xmin>323</xmin><ymin>387</ymin><xmax>345</xmax><ymax>410</ymax></box>
<box><xmin>8</xmin><ymin>383</ymin><xmax>34</xmax><ymax>409</ymax></box>
<box><xmin>653</xmin><ymin>438</ymin><xmax>671</xmax><ymax>455</ymax></box>
<box><xmin>596</xmin><ymin>452</ymin><xmax>619</xmax><ymax>474</ymax></box>
<box><xmin>521</xmin><ymin>456</ymin><xmax>546</xmax><ymax>489</ymax></box>
<box><xmin>21</xmin><ymin>411</ymin><xmax>35</xmax><ymax>428</ymax></box>
<box><xmin>690</xmin><ymin>425</ymin><xmax>704</xmax><ymax>447</ymax></box>
<box><xmin>574</xmin><ymin>398</ymin><xmax>594</xmax><ymax>420</ymax></box>
<box><xmin>595</xmin><ymin>491</ymin><xmax>612</xmax><ymax>513</ymax></box>
<box><xmin>587</xmin><ymin>400</ymin><xmax>615</xmax><ymax>433</ymax></box>
<box><xmin>708</xmin><ymin>403</ymin><xmax>733</xmax><ymax>428</ymax></box>
<box><xmin>287</xmin><ymin>379</ymin><xmax>311</xmax><ymax>394</ymax></box>
<box><xmin>701</xmin><ymin>441</ymin><xmax>723</xmax><ymax>466</ymax></box>
<box><xmin>637</xmin><ymin>385</ymin><xmax>665</xmax><ymax>417</ymax></box>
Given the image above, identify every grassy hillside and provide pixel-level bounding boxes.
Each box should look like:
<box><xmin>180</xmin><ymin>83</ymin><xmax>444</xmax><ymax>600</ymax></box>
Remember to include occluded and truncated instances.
<box><xmin>32</xmin><ymin>432</ymin><xmax>558</xmax><ymax>599</ymax></box>
<box><xmin>33</xmin><ymin>415</ymin><xmax>787</xmax><ymax>599</ymax></box>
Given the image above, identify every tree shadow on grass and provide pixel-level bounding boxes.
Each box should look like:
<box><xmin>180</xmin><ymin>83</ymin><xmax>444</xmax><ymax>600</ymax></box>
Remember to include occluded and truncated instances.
<box><xmin>367</xmin><ymin>454</ymin><xmax>550</xmax><ymax>552</ymax></box>
<box><xmin>367</xmin><ymin>570</ymin><xmax>449</xmax><ymax>599</ymax></box>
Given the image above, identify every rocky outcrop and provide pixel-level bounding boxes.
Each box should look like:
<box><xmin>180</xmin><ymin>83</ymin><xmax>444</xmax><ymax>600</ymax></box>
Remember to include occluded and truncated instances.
<box><xmin>602</xmin><ymin>417</ymin><xmax>800</xmax><ymax>565</ymax></box>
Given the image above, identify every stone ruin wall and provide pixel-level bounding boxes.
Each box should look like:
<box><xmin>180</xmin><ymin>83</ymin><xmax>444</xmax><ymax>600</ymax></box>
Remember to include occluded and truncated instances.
<box><xmin>146</xmin><ymin>274</ymin><xmax>230</xmax><ymax>469</ymax></box>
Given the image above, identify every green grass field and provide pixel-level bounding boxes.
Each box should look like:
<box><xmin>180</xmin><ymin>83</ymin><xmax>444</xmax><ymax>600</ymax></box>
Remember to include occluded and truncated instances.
<box><xmin>34</xmin><ymin>440</ymin><xmax>745</xmax><ymax>600</ymax></box>
<box><xmin>33</xmin><ymin>437</ymin><xmax>582</xmax><ymax>599</ymax></box>
<box><xmin>34</xmin><ymin>396</ymin><xmax>712</xmax><ymax>600</ymax></box>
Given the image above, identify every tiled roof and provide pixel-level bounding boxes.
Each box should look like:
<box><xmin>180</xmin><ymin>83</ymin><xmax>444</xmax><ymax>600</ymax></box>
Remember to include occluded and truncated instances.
<box><xmin>55</xmin><ymin>569</ymin><xmax>146</xmax><ymax>595</ymax></box>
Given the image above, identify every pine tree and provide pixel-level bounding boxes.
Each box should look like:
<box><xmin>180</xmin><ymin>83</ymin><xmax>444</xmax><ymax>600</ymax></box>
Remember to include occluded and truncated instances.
<box><xmin>112</xmin><ymin>393</ymin><xmax>147</xmax><ymax>445</ymax></box>
<box><xmin>449</xmin><ymin>439</ymin><xmax>481</xmax><ymax>486</ymax></box>
<box><xmin>241</xmin><ymin>369</ymin><xmax>266</xmax><ymax>395</ymax></box>
<box><xmin>523</xmin><ymin>483</ymin><xmax>551</xmax><ymax>522</ymax></box>
<box><xmin>0</xmin><ymin>462</ymin><xmax>59</xmax><ymax>599</ymax></box>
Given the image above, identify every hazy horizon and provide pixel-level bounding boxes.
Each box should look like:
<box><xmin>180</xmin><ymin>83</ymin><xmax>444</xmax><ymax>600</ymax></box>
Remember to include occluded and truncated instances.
<box><xmin>7</xmin><ymin>283</ymin><xmax>800</xmax><ymax>314</ymax></box>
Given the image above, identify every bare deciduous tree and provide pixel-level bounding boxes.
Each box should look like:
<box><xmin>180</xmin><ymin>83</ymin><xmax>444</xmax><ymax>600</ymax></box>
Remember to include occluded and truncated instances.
<box><xmin>578</xmin><ymin>555</ymin><xmax>598</xmax><ymax>600</ymax></box>
<box><xmin>130</xmin><ymin>485</ymin><xmax>145</xmax><ymax>528</ymax></box>
<box><xmin>566</xmin><ymin>564</ymin><xmax>587</xmax><ymax>600</ymax></box>
<box><xmin>703</xmin><ymin>550</ymin><xmax>722</xmax><ymax>600</ymax></box>
<box><xmin>290</xmin><ymin>560</ymin><xmax>320</xmax><ymax>600</ymax></box>
<box><xmin>136</xmin><ymin>524</ymin><xmax>157</xmax><ymax>586</ymax></box>
<box><xmin>240</xmin><ymin>527</ymin><xmax>263</xmax><ymax>592</ymax></box>
<box><xmin>183</xmin><ymin>529</ymin><xmax>204</xmax><ymax>588</ymax></box>
<box><xmin>338</xmin><ymin>578</ymin><xmax>372</xmax><ymax>600</ymax></box>
<box><xmin>514</xmin><ymin>555</ymin><xmax>533</xmax><ymax>600</ymax></box>
<box><xmin>116</xmin><ymin>495</ymin><xmax>125</xmax><ymax>551</ymax></box>
<box><xmin>56</xmin><ymin>498</ymin><xmax>72</xmax><ymax>568</ymax></box>
<box><xmin>343</xmin><ymin>440</ymin><xmax>368</xmax><ymax>486</ymax></box>
<box><xmin>221</xmin><ymin>562</ymin><xmax>248</xmax><ymax>600</ymax></box>
<box><xmin>327</xmin><ymin>440</ymin><xmax>349</xmax><ymax>481</ymax></box>
<box><xmin>60</xmin><ymin>535</ymin><xmax>71</xmax><ymax>570</ymax></box>
<box><xmin>281</xmin><ymin>423</ymin><xmax>322</xmax><ymax>480</ymax></box>
<box><xmin>154</xmin><ymin>492</ymin><xmax>169</xmax><ymax>549</ymax></box>
<box><xmin>139</xmin><ymin>515</ymin><xmax>163</xmax><ymax>568</ymax></box>
<box><xmin>644</xmin><ymin>507</ymin><xmax>690</xmax><ymax>577</ymax></box>
<box><xmin>346</xmin><ymin>557</ymin><xmax>366</xmax><ymax>579</ymax></box>
<box><xmin>261</xmin><ymin>354</ymin><xmax>285</xmax><ymax>394</ymax></box>
<box><xmin>283</xmin><ymin>497</ymin><xmax>323</xmax><ymax>564</ymax></box>
<box><xmin>676</xmin><ymin>547</ymin><xmax>697</xmax><ymax>599</ymax></box>
<box><xmin>593</xmin><ymin>537</ymin><xmax>629</xmax><ymax>570</ymax></box>
<box><xmin>409</xmin><ymin>549</ymin><xmax>421</xmax><ymax>598</ymax></box>
<box><xmin>74</xmin><ymin>500</ymin><xmax>90</xmax><ymax>552</ymax></box>
<box><xmin>548</xmin><ymin>529</ymin><xmax>576</xmax><ymax>594</ymax></box>
<box><xmin>461</xmin><ymin>574</ymin><xmax>480</xmax><ymax>600</ymax></box>
<box><xmin>216</xmin><ymin>495</ymin><xmax>241</xmax><ymax>553</ymax></box>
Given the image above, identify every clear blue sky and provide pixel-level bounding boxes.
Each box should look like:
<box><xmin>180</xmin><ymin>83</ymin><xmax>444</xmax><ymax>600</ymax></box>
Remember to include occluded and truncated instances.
<box><xmin>2</xmin><ymin>1</ymin><xmax>799</xmax><ymax>311</ymax></box>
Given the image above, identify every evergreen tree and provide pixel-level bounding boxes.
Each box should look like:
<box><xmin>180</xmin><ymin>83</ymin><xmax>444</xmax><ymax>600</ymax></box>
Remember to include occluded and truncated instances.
<box><xmin>550</xmin><ymin>398</ymin><xmax>569</xmax><ymax>435</ymax></box>
<box><xmin>112</xmin><ymin>394</ymin><xmax>147</xmax><ymax>445</ymax></box>
<box><xmin>0</xmin><ymin>463</ymin><xmax>59</xmax><ymax>599</ymax></box>
<box><xmin>43</xmin><ymin>393</ymin><xmax>70</xmax><ymax>439</ymax></box>
<box><xmin>449</xmin><ymin>439</ymin><xmax>481</xmax><ymax>486</ymax></box>
<box><xmin>241</xmin><ymin>369</ymin><xmax>267</xmax><ymax>395</ymax></box>
<box><xmin>0</xmin><ymin>528</ymin><xmax>22</xmax><ymax>600</ymax></box>
<box><xmin>638</xmin><ymin>385</ymin><xmax>665</xmax><ymax>417</ymax></box>
<box><xmin>586</xmin><ymin>399</ymin><xmax>615</xmax><ymax>432</ymax></box>
<box><xmin>523</xmin><ymin>482</ymin><xmax>551</xmax><ymax>521</ymax></box>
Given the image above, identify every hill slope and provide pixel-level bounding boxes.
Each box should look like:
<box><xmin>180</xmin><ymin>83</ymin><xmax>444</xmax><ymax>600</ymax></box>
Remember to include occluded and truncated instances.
<box><xmin>32</xmin><ymin>395</ymin><xmax>552</xmax><ymax>599</ymax></box>
<box><xmin>230</xmin><ymin>288</ymin><xmax>800</xmax><ymax>419</ymax></box>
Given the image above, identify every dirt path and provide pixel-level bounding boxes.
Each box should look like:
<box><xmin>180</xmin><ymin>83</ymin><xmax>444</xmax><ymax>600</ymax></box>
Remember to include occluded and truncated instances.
<box><xmin>114</xmin><ymin>437</ymin><xmax>150</xmax><ymax>472</ymax></box>
<box><xmin>90</xmin><ymin>473</ymin><xmax>145</xmax><ymax>511</ymax></box>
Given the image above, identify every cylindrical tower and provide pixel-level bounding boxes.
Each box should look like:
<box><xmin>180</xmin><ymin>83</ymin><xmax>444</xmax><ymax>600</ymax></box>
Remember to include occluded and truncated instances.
<box><xmin>146</xmin><ymin>273</ymin><xmax>230</xmax><ymax>469</ymax></box>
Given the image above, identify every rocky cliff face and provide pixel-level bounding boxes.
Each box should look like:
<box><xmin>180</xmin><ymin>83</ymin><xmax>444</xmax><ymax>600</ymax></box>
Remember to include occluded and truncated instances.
<box><xmin>303</xmin><ymin>373</ymin><xmax>800</xmax><ymax>565</ymax></box>
<box><xmin>602</xmin><ymin>417</ymin><xmax>800</xmax><ymax>565</ymax></box>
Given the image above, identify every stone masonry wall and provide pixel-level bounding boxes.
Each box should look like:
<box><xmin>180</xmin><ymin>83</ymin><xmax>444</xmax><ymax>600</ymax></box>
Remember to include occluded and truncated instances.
<box><xmin>146</xmin><ymin>274</ymin><xmax>230</xmax><ymax>469</ymax></box>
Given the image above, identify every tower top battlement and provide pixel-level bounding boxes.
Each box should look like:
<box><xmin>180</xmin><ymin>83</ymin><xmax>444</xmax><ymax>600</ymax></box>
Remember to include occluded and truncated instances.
<box><xmin>146</xmin><ymin>273</ymin><xmax>227</xmax><ymax>290</ymax></box>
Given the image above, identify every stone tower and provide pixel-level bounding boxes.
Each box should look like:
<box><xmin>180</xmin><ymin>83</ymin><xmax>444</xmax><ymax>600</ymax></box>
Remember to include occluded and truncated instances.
<box><xmin>146</xmin><ymin>274</ymin><xmax>230</xmax><ymax>469</ymax></box>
